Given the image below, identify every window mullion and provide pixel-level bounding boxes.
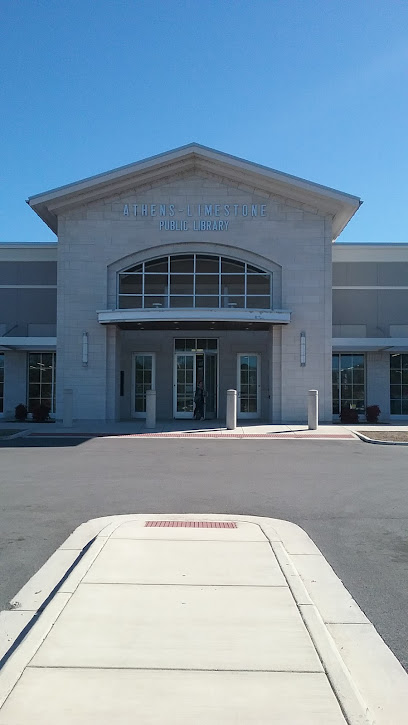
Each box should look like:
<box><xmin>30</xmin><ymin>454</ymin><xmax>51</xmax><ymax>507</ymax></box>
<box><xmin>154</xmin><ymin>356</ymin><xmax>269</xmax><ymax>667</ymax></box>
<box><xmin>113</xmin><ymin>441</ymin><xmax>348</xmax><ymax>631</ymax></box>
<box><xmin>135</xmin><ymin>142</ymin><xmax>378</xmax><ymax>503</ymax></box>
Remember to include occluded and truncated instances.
<box><xmin>167</xmin><ymin>255</ymin><xmax>170</xmax><ymax>308</ymax></box>
<box><xmin>193</xmin><ymin>254</ymin><xmax>196</xmax><ymax>308</ymax></box>
<box><xmin>218</xmin><ymin>256</ymin><xmax>221</xmax><ymax>308</ymax></box>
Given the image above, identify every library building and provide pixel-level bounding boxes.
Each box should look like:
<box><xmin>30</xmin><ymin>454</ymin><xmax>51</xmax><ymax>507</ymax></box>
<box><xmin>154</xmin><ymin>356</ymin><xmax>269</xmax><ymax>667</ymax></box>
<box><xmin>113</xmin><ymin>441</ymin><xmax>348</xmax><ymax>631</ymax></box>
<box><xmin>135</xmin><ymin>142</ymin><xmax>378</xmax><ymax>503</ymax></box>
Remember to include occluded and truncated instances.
<box><xmin>0</xmin><ymin>144</ymin><xmax>407</xmax><ymax>423</ymax></box>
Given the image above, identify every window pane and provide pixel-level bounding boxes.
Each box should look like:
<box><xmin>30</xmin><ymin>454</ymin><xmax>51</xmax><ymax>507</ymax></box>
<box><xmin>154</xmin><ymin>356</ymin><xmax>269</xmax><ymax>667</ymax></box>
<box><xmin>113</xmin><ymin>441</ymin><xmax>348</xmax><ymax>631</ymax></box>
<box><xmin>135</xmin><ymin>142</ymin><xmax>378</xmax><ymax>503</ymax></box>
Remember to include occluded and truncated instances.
<box><xmin>390</xmin><ymin>354</ymin><xmax>401</xmax><ymax>369</ymax></box>
<box><xmin>247</xmin><ymin>263</ymin><xmax>264</xmax><ymax>273</ymax></box>
<box><xmin>246</xmin><ymin>296</ymin><xmax>270</xmax><ymax>309</ymax></box>
<box><xmin>144</xmin><ymin>296</ymin><xmax>167</xmax><ymax>308</ymax></box>
<box><xmin>390</xmin><ymin>385</ymin><xmax>401</xmax><ymax>400</ymax></box>
<box><xmin>353</xmin><ymin>369</ymin><xmax>364</xmax><ymax>385</ymax></box>
<box><xmin>341</xmin><ymin>368</ymin><xmax>353</xmax><ymax>385</ymax></box>
<box><xmin>41</xmin><ymin>367</ymin><xmax>52</xmax><ymax>383</ymax></box>
<box><xmin>144</xmin><ymin>274</ymin><xmax>167</xmax><ymax>295</ymax></box>
<box><xmin>391</xmin><ymin>400</ymin><xmax>401</xmax><ymax>414</ymax></box>
<box><xmin>119</xmin><ymin>296</ymin><xmax>142</xmax><ymax>309</ymax></box>
<box><xmin>127</xmin><ymin>263</ymin><xmax>142</xmax><ymax>273</ymax></box>
<box><xmin>145</xmin><ymin>257</ymin><xmax>168</xmax><ymax>273</ymax></box>
<box><xmin>390</xmin><ymin>369</ymin><xmax>401</xmax><ymax>384</ymax></box>
<box><xmin>353</xmin><ymin>386</ymin><xmax>365</xmax><ymax>400</ymax></box>
<box><xmin>221</xmin><ymin>296</ymin><xmax>245</xmax><ymax>308</ymax></box>
<box><xmin>195</xmin><ymin>275</ymin><xmax>219</xmax><ymax>295</ymax></box>
<box><xmin>221</xmin><ymin>258</ymin><xmax>245</xmax><ymax>273</ymax></box>
<box><xmin>170</xmin><ymin>274</ymin><xmax>193</xmax><ymax>294</ymax></box>
<box><xmin>41</xmin><ymin>354</ymin><xmax>53</xmax><ymax>368</ymax></box>
<box><xmin>246</xmin><ymin>274</ymin><xmax>271</xmax><ymax>295</ymax></box>
<box><xmin>170</xmin><ymin>255</ymin><xmax>194</xmax><ymax>273</ymax></box>
<box><xmin>342</xmin><ymin>385</ymin><xmax>352</xmax><ymax>399</ymax></box>
<box><xmin>221</xmin><ymin>274</ymin><xmax>245</xmax><ymax>294</ymax></box>
<box><xmin>119</xmin><ymin>274</ymin><xmax>142</xmax><ymax>295</ymax></box>
<box><xmin>196</xmin><ymin>255</ymin><xmax>219</xmax><ymax>273</ymax></box>
<box><xmin>195</xmin><ymin>296</ymin><xmax>219</xmax><ymax>308</ymax></box>
<box><xmin>170</xmin><ymin>296</ymin><xmax>194</xmax><ymax>307</ymax></box>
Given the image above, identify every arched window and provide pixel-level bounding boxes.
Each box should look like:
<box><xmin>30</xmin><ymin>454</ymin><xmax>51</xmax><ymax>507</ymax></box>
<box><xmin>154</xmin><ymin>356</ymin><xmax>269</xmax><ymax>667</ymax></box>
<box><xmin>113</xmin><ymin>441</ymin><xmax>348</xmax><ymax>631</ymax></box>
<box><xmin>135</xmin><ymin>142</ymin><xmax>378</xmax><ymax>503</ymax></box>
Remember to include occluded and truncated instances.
<box><xmin>118</xmin><ymin>253</ymin><xmax>272</xmax><ymax>310</ymax></box>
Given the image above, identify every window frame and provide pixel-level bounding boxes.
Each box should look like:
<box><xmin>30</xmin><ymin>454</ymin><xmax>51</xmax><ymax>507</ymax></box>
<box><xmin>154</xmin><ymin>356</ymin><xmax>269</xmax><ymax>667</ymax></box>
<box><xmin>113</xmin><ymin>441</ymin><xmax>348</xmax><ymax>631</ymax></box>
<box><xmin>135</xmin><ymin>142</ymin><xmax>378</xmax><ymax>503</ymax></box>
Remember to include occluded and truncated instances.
<box><xmin>27</xmin><ymin>352</ymin><xmax>56</xmax><ymax>415</ymax></box>
<box><xmin>390</xmin><ymin>353</ymin><xmax>408</xmax><ymax>416</ymax></box>
<box><xmin>332</xmin><ymin>353</ymin><xmax>365</xmax><ymax>415</ymax></box>
<box><xmin>131</xmin><ymin>352</ymin><xmax>156</xmax><ymax>418</ymax></box>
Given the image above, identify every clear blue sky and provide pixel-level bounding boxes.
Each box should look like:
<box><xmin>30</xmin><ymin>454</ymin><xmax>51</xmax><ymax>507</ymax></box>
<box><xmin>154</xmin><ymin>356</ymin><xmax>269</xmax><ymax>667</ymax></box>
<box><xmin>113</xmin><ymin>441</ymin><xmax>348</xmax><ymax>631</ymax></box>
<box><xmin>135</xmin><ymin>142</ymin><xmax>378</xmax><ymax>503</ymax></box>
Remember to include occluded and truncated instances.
<box><xmin>1</xmin><ymin>0</ymin><xmax>407</xmax><ymax>242</ymax></box>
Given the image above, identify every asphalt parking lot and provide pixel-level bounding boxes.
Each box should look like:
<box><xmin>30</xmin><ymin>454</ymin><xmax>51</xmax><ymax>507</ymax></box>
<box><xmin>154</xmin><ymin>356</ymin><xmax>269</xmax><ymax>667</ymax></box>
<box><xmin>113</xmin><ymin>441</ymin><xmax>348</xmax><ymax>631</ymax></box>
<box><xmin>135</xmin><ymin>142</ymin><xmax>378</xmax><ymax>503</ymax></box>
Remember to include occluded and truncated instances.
<box><xmin>0</xmin><ymin>436</ymin><xmax>407</xmax><ymax>669</ymax></box>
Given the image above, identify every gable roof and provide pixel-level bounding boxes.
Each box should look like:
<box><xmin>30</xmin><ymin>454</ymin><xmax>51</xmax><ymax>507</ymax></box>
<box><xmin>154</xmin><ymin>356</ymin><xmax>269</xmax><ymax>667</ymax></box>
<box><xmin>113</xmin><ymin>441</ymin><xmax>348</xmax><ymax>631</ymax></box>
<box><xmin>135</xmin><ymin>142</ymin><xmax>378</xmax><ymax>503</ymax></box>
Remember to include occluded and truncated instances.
<box><xmin>27</xmin><ymin>143</ymin><xmax>362</xmax><ymax>238</ymax></box>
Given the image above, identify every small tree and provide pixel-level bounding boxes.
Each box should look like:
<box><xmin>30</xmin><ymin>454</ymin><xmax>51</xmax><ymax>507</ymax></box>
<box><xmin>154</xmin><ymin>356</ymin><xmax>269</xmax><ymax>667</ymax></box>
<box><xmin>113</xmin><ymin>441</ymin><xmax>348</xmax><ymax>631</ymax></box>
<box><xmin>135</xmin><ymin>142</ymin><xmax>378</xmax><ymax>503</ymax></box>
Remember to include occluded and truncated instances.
<box><xmin>340</xmin><ymin>407</ymin><xmax>359</xmax><ymax>424</ymax></box>
<box><xmin>366</xmin><ymin>405</ymin><xmax>380</xmax><ymax>423</ymax></box>
<box><xmin>15</xmin><ymin>404</ymin><xmax>27</xmax><ymax>422</ymax></box>
<box><xmin>32</xmin><ymin>404</ymin><xmax>50</xmax><ymax>423</ymax></box>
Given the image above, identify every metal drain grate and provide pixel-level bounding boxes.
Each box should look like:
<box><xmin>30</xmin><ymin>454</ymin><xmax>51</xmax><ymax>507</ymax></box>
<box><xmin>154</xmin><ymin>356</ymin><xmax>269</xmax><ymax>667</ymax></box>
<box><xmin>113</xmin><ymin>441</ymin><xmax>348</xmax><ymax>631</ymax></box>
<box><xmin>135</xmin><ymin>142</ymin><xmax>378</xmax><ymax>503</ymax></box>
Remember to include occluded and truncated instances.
<box><xmin>145</xmin><ymin>521</ymin><xmax>237</xmax><ymax>528</ymax></box>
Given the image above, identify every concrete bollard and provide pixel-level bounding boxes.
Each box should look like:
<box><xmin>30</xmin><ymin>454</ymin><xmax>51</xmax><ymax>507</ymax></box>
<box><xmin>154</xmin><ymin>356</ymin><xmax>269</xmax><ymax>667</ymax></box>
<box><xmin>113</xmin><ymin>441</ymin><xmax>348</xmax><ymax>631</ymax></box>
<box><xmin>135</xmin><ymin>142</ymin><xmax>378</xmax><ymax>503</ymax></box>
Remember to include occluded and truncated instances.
<box><xmin>308</xmin><ymin>390</ymin><xmax>318</xmax><ymax>430</ymax></box>
<box><xmin>226</xmin><ymin>389</ymin><xmax>237</xmax><ymax>430</ymax></box>
<box><xmin>145</xmin><ymin>389</ymin><xmax>156</xmax><ymax>429</ymax></box>
<box><xmin>63</xmin><ymin>388</ymin><xmax>73</xmax><ymax>428</ymax></box>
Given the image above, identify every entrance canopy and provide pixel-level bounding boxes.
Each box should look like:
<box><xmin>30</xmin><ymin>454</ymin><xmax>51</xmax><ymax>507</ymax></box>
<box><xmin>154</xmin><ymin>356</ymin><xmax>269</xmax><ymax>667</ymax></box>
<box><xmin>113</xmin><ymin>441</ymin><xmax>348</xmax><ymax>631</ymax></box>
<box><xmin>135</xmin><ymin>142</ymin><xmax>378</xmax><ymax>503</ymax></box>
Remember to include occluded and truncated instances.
<box><xmin>97</xmin><ymin>307</ymin><xmax>290</xmax><ymax>327</ymax></box>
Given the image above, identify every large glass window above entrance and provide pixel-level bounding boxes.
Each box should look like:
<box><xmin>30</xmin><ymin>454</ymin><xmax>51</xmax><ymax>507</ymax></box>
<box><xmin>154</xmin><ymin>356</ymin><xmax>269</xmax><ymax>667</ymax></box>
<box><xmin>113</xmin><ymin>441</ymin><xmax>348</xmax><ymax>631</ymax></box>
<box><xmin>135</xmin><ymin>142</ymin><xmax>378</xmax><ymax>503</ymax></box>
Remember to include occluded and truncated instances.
<box><xmin>332</xmin><ymin>354</ymin><xmax>365</xmax><ymax>415</ymax></box>
<box><xmin>390</xmin><ymin>353</ymin><xmax>408</xmax><ymax>414</ymax></box>
<box><xmin>118</xmin><ymin>254</ymin><xmax>272</xmax><ymax>310</ymax></box>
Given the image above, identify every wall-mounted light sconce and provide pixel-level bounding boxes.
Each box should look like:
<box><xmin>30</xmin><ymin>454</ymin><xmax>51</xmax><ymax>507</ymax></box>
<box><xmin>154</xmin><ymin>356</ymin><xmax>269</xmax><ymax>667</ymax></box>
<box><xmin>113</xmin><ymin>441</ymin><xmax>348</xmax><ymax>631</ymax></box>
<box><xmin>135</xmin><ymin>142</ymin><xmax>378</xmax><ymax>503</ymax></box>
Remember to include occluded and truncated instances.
<box><xmin>82</xmin><ymin>332</ymin><xmax>88</xmax><ymax>366</ymax></box>
<box><xmin>300</xmin><ymin>331</ymin><xmax>306</xmax><ymax>366</ymax></box>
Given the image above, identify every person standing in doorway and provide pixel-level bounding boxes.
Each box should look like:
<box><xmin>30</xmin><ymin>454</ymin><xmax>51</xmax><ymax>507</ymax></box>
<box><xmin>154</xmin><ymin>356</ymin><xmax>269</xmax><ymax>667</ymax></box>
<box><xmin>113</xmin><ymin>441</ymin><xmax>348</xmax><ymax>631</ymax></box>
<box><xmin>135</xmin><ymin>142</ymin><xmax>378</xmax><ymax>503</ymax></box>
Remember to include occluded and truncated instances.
<box><xmin>194</xmin><ymin>380</ymin><xmax>205</xmax><ymax>420</ymax></box>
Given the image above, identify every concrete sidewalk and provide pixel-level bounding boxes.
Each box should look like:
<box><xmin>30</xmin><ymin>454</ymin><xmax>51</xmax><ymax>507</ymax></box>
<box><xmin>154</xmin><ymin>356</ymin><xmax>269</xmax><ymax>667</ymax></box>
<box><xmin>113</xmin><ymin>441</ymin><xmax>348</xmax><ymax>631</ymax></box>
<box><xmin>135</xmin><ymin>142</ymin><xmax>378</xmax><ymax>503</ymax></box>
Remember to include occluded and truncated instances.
<box><xmin>1</xmin><ymin>515</ymin><xmax>408</xmax><ymax>723</ymax></box>
<box><xmin>0</xmin><ymin>419</ymin><xmax>358</xmax><ymax>439</ymax></box>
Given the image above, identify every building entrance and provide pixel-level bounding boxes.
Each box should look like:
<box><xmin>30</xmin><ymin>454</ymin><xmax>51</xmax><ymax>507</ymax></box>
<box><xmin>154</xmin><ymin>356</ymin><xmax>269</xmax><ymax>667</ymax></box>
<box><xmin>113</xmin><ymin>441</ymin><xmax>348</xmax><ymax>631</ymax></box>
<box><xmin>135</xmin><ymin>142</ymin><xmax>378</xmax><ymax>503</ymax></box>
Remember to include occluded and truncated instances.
<box><xmin>173</xmin><ymin>339</ymin><xmax>218</xmax><ymax>419</ymax></box>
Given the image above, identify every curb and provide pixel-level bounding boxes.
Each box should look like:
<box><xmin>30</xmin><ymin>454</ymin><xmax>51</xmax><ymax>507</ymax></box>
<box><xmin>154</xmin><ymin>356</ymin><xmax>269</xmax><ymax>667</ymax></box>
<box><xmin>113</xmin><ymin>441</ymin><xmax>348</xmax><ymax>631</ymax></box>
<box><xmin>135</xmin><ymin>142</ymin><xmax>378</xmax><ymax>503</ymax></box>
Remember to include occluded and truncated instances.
<box><xmin>0</xmin><ymin>429</ymin><xmax>30</xmax><ymax>440</ymax></box>
<box><xmin>351</xmin><ymin>430</ymin><xmax>408</xmax><ymax>446</ymax></box>
<box><xmin>1</xmin><ymin>514</ymin><xmax>408</xmax><ymax>724</ymax></box>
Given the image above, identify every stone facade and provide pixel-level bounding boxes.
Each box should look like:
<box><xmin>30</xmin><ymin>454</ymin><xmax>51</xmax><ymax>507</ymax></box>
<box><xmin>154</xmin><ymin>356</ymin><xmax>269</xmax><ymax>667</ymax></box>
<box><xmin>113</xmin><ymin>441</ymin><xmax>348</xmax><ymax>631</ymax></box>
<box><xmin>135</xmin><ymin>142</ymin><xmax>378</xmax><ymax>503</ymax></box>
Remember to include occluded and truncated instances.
<box><xmin>54</xmin><ymin>169</ymin><xmax>333</xmax><ymax>422</ymax></box>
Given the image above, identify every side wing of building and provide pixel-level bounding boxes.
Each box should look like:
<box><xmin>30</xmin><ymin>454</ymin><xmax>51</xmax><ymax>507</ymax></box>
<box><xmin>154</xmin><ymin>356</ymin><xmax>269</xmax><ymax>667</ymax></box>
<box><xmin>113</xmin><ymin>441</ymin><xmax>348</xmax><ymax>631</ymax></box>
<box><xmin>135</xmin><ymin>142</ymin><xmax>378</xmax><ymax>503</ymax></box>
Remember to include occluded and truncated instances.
<box><xmin>0</xmin><ymin>244</ymin><xmax>57</xmax><ymax>417</ymax></box>
<box><xmin>332</xmin><ymin>243</ymin><xmax>408</xmax><ymax>419</ymax></box>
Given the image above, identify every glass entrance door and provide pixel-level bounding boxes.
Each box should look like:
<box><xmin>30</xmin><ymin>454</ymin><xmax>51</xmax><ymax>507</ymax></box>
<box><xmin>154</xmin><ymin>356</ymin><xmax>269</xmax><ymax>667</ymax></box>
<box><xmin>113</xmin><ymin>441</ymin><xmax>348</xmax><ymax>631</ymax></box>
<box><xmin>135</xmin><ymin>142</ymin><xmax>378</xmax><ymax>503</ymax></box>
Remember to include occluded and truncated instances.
<box><xmin>237</xmin><ymin>354</ymin><xmax>261</xmax><ymax>418</ymax></box>
<box><xmin>173</xmin><ymin>339</ymin><xmax>218</xmax><ymax>419</ymax></box>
